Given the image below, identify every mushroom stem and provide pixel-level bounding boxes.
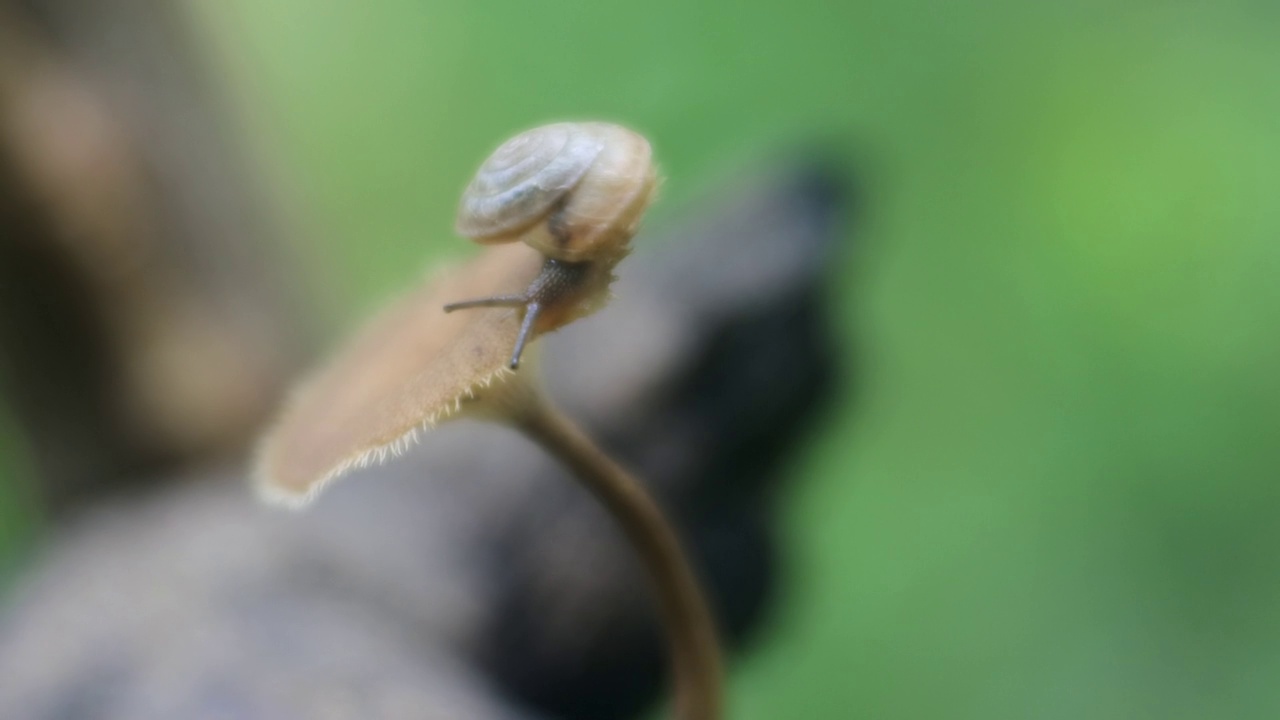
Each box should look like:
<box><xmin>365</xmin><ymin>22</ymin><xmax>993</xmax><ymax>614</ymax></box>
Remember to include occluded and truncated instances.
<box><xmin>511</xmin><ymin>399</ymin><xmax>724</xmax><ymax>720</ymax></box>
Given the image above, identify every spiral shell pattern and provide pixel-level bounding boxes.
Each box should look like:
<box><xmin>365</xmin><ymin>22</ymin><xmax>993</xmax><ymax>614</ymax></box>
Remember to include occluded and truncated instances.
<box><xmin>455</xmin><ymin>123</ymin><xmax>605</xmax><ymax>241</ymax></box>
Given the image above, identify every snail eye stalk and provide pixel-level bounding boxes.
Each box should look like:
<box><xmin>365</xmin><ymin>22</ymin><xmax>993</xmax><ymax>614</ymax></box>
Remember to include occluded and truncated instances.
<box><xmin>440</xmin><ymin>296</ymin><xmax>540</xmax><ymax>369</ymax></box>
<box><xmin>441</xmin><ymin>295</ymin><xmax>527</xmax><ymax>312</ymax></box>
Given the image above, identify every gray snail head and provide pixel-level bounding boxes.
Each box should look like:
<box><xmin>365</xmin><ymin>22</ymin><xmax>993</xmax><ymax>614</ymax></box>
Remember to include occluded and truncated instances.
<box><xmin>455</xmin><ymin>122</ymin><xmax>658</xmax><ymax>263</ymax></box>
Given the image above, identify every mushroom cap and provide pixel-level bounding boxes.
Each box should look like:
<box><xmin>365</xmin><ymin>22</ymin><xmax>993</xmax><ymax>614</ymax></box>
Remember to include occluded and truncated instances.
<box><xmin>255</xmin><ymin>243</ymin><xmax>544</xmax><ymax>505</ymax></box>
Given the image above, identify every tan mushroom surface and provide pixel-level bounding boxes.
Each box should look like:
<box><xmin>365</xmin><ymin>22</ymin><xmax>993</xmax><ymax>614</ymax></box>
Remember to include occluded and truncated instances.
<box><xmin>257</xmin><ymin>243</ymin><xmax>544</xmax><ymax>504</ymax></box>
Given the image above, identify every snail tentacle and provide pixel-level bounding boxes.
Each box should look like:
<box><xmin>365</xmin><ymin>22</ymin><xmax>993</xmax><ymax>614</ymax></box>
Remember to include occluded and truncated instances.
<box><xmin>510</xmin><ymin>302</ymin><xmax>542</xmax><ymax>369</ymax></box>
<box><xmin>441</xmin><ymin>295</ymin><xmax>528</xmax><ymax>313</ymax></box>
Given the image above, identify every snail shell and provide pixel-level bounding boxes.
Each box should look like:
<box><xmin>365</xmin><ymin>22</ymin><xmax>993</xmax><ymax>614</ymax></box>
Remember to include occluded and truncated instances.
<box><xmin>455</xmin><ymin>122</ymin><xmax>657</xmax><ymax>263</ymax></box>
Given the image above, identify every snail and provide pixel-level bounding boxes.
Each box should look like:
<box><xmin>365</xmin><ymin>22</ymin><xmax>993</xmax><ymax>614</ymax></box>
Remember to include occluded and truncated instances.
<box><xmin>443</xmin><ymin>122</ymin><xmax>659</xmax><ymax>369</ymax></box>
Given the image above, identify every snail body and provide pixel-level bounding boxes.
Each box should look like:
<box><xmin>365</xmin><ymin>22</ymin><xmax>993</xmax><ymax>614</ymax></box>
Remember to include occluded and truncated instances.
<box><xmin>445</xmin><ymin>122</ymin><xmax>659</xmax><ymax>368</ymax></box>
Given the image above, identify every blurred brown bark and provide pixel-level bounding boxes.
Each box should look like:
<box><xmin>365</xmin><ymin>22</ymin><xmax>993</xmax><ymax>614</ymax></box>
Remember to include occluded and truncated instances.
<box><xmin>0</xmin><ymin>1</ymin><xmax>308</xmax><ymax>514</ymax></box>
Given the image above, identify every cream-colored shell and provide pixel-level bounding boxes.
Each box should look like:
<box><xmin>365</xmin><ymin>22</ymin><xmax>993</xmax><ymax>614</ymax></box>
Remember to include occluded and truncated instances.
<box><xmin>455</xmin><ymin>122</ymin><xmax>657</xmax><ymax>263</ymax></box>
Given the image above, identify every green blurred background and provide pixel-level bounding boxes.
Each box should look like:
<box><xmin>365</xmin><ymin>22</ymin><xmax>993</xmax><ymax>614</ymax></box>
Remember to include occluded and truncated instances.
<box><xmin>4</xmin><ymin>0</ymin><xmax>1280</xmax><ymax>717</ymax></box>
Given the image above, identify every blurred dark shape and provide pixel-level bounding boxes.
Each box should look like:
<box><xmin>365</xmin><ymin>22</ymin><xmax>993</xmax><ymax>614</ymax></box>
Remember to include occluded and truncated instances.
<box><xmin>0</xmin><ymin>1</ymin><xmax>307</xmax><ymax>514</ymax></box>
<box><xmin>0</xmin><ymin>161</ymin><xmax>852</xmax><ymax>719</ymax></box>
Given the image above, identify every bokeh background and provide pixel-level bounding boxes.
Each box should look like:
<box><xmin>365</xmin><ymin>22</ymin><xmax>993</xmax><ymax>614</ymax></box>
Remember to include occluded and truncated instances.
<box><xmin>3</xmin><ymin>1</ymin><xmax>1279</xmax><ymax>718</ymax></box>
